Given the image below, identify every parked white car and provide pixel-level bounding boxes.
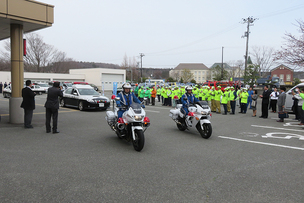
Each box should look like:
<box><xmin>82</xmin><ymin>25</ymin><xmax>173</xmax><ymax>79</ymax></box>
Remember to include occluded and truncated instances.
<box><xmin>285</xmin><ymin>83</ymin><xmax>304</xmax><ymax>111</ymax></box>
<box><xmin>31</xmin><ymin>85</ymin><xmax>47</xmax><ymax>95</ymax></box>
<box><xmin>37</xmin><ymin>83</ymin><xmax>50</xmax><ymax>93</ymax></box>
<box><xmin>3</xmin><ymin>85</ymin><xmax>11</xmax><ymax>98</ymax></box>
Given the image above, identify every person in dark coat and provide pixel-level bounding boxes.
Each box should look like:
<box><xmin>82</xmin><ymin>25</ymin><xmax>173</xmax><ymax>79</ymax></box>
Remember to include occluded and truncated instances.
<box><xmin>259</xmin><ymin>85</ymin><xmax>271</xmax><ymax>119</ymax></box>
<box><xmin>0</xmin><ymin>82</ymin><xmax>3</xmax><ymax>93</ymax></box>
<box><xmin>44</xmin><ymin>82</ymin><xmax>63</xmax><ymax>133</ymax></box>
<box><xmin>277</xmin><ymin>87</ymin><xmax>286</xmax><ymax>122</ymax></box>
<box><xmin>21</xmin><ymin>80</ymin><xmax>36</xmax><ymax>128</ymax></box>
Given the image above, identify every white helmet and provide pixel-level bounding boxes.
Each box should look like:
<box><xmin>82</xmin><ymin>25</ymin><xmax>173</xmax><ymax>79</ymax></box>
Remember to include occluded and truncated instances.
<box><xmin>122</xmin><ymin>82</ymin><xmax>131</xmax><ymax>89</ymax></box>
<box><xmin>185</xmin><ymin>86</ymin><xmax>193</xmax><ymax>91</ymax></box>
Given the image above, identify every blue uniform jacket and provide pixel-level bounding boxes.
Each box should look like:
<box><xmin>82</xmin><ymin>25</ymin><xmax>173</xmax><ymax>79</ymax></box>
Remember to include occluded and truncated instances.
<box><xmin>181</xmin><ymin>93</ymin><xmax>199</xmax><ymax>115</ymax></box>
<box><xmin>116</xmin><ymin>92</ymin><xmax>141</xmax><ymax>107</ymax></box>
<box><xmin>116</xmin><ymin>92</ymin><xmax>141</xmax><ymax>118</ymax></box>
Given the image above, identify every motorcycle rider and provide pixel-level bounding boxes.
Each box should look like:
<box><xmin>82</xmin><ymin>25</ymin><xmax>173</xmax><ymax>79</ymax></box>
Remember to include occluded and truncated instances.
<box><xmin>116</xmin><ymin>82</ymin><xmax>143</xmax><ymax>119</ymax></box>
<box><xmin>181</xmin><ymin>86</ymin><xmax>200</xmax><ymax>117</ymax></box>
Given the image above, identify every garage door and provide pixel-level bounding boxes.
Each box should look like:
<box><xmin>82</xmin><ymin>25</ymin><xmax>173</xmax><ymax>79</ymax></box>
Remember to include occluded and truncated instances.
<box><xmin>101</xmin><ymin>73</ymin><xmax>124</xmax><ymax>90</ymax></box>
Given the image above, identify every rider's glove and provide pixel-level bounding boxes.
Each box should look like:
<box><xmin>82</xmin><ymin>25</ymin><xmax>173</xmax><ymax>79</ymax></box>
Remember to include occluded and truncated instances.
<box><xmin>142</xmin><ymin>105</ymin><xmax>145</xmax><ymax>108</ymax></box>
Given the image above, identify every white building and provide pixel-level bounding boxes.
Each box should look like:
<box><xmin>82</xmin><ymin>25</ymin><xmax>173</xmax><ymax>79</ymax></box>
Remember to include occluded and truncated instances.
<box><xmin>0</xmin><ymin>68</ymin><xmax>126</xmax><ymax>91</ymax></box>
<box><xmin>69</xmin><ymin>68</ymin><xmax>126</xmax><ymax>90</ymax></box>
<box><xmin>169</xmin><ymin>63</ymin><xmax>210</xmax><ymax>83</ymax></box>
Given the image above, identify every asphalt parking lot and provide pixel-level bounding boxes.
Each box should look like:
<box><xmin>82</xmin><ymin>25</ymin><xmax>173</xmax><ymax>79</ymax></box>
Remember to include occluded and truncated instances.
<box><xmin>1</xmin><ymin>92</ymin><xmax>304</xmax><ymax>202</ymax></box>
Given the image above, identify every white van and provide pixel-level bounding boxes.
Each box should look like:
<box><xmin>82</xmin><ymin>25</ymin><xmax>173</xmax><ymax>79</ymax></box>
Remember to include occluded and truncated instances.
<box><xmin>285</xmin><ymin>83</ymin><xmax>304</xmax><ymax>111</ymax></box>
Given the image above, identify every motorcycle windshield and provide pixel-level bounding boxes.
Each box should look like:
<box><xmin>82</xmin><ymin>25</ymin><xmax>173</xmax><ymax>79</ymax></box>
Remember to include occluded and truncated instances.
<box><xmin>130</xmin><ymin>103</ymin><xmax>142</xmax><ymax>114</ymax></box>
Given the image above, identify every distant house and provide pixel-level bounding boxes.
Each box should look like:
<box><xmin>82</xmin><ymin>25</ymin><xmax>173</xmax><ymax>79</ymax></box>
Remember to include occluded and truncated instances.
<box><xmin>210</xmin><ymin>63</ymin><xmax>243</xmax><ymax>80</ymax></box>
<box><xmin>293</xmin><ymin>71</ymin><xmax>304</xmax><ymax>82</ymax></box>
<box><xmin>169</xmin><ymin>63</ymin><xmax>210</xmax><ymax>83</ymax></box>
<box><xmin>271</xmin><ymin>64</ymin><xmax>293</xmax><ymax>85</ymax></box>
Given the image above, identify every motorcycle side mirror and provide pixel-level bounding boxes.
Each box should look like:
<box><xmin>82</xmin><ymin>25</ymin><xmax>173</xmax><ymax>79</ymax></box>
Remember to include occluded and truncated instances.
<box><xmin>115</xmin><ymin>97</ymin><xmax>120</xmax><ymax>101</ymax></box>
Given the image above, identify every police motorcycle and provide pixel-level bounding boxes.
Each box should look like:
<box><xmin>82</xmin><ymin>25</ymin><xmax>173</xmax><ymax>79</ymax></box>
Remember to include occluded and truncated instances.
<box><xmin>169</xmin><ymin>87</ymin><xmax>212</xmax><ymax>139</ymax></box>
<box><xmin>105</xmin><ymin>84</ymin><xmax>150</xmax><ymax>152</ymax></box>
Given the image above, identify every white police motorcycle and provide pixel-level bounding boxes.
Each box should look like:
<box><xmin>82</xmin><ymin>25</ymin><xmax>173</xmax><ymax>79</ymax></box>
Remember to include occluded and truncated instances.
<box><xmin>105</xmin><ymin>96</ymin><xmax>150</xmax><ymax>152</ymax></box>
<box><xmin>169</xmin><ymin>100</ymin><xmax>212</xmax><ymax>139</ymax></box>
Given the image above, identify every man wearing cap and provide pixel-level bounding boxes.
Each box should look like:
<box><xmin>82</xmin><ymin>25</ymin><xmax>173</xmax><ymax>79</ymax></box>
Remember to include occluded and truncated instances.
<box><xmin>116</xmin><ymin>83</ymin><xmax>142</xmax><ymax>119</ymax></box>
<box><xmin>240</xmin><ymin>88</ymin><xmax>249</xmax><ymax>114</ymax></box>
<box><xmin>221</xmin><ymin>87</ymin><xmax>229</xmax><ymax>115</ymax></box>
<box><xmin>181</xmin><ymin>86</ymin><xmax>199</xmax><ymax>117</ymax></box>
<box><xmin>229</xmin><ymin>86</ymin><xmax>237</xmax><ymax>114</ymax></box>
<box><xmin>214</xmin><ymin>86</ymin><xmax>223</xmax><ymax>113</ymax></box>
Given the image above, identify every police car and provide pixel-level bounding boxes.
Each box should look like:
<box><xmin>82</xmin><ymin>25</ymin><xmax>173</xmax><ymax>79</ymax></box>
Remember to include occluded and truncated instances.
<box><xmin>3</xmin><ymin>85</ymin><xmax>11</xmax><ymax>98</ymax></box>
<box><xmin>60</xmin><ymin>85</ymin><xmax>110</xmax><ymax>111</ymax></box>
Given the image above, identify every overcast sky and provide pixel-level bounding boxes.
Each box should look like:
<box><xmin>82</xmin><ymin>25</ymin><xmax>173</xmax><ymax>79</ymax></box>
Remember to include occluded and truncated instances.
<box><xmin>4</xmin><ymin>0</ymin><xmax>304</xmax><ymax>69</ymax></box>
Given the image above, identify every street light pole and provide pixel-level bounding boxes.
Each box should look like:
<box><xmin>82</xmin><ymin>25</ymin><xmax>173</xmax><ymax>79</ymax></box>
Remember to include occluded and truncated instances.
<box><xmin>221</xmin><ymin>46</ymin><xmax>224</xmax><ymax>80</ymax></box>
<box><xmin>139</xmin><ymin>53</ymin><xmax>145</xmax><ymax>82</ymax></box>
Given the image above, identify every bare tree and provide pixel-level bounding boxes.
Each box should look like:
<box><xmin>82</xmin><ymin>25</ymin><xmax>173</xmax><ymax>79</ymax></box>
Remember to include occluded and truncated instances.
<box><xmin>24</xmin><ymin>33</ymin><xmax>59</xmax><ymax>72</ymax></box>
<box><xmin>121</xmin><ymin>53</ymin><xmax>129</xmax><ymax>69</ymax></box>
<box><xmin>180</xmin><ymin>69</ymin><xmax>193</xmax><ymax>82</ymax></box>
<box><xmin>274</xmin><ymin>20</ymin><xmax>304</xmax><ymax>70</ymax></box>
<box><xmin>0</xmin><ymin>33</ymin><xmax>72</xmax><ymax>72</ymax></box>
<box><xmin>171</xmin><ymin>71</ymin><xmax>180</xmax><ymax>81</ymax></box>
<box><xmin>227</xmin><ymin>60</ymin><xmax>244</xmax><ymax>78</ymax></box>
<box><xmin>250</xmin><ymin>46</ymin><xmax>275</xmax><ymax>76</ymax></box>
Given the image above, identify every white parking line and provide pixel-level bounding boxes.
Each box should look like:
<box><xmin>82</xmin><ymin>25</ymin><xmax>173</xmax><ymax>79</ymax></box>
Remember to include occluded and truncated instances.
<box><xmin>145</xmin><ymin>110</ymin><xmax>160</xmax><ymax>113</ymax></box>
<box><xmin>219</xmin><ymin>136</ymin><xmax>304</xmax><ymax>151</ymax></box>
<box><xmin>251</xmin><ymin>125</ymin><xmax>304</xmax><ymax>133</ymax></box>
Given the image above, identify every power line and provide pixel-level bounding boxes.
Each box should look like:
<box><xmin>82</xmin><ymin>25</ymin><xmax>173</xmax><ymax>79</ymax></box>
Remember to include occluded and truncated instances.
<box><xmin>145</xmin><ymin>23</ymin><xmax>241</xmax><ymax>56</ymax></box>
<box><xmin>256</xmin><ymin>3</ymin><xmax>304</xmax><ymax>19</ymax></box>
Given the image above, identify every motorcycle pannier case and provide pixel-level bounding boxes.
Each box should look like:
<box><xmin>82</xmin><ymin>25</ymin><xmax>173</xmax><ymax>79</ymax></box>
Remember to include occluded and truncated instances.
<box><xmin>169</xmin><ymin>109</ymin><xmax>180</xmax><ymax>119</ymax></box>
<box><xmin>106</xmin><ymin>111</ymin><xmax>116</xmax><ymax>123</ymax></box>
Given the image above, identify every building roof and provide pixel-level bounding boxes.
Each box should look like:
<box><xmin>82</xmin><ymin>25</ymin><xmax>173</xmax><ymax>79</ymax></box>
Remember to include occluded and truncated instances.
<box><xmin>209</xmin><ymin>63</ymin><xmax>232</xmax><ymax>69</ymax></box>
<box><xmin>271</xmin><ymin>64</ymin><xmax>293</xmax><ymax>72</ymax></box>
<box><xmin>174</xmin><ymin>63</ymin><xmax>209</xmax><ymax>70</ymax></box>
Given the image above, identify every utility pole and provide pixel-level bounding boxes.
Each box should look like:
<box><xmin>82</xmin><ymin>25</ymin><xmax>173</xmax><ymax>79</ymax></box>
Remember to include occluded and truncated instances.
<box><xmin>139</xmin><ymin>53</ymin><xmax>145</xmax><ymax>82</ymax></box>
<box><xmin>221</xmin><ymin>46</ymin><xmax>224</xmax><ymax>80</ymax></box>
<box><xmin>241</xmin><ymin>16</ymin><xmax>257</xmax><ymax>82</ymax></box>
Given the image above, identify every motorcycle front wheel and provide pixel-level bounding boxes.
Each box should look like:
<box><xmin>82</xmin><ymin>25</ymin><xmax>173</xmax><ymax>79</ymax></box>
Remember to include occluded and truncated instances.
<box><xmin>196</xmin><ymin>123</ymin><xmax>212</xmax><ymax>139</ymax></box>
<box><xmin>132</xmin><ymin>129</ymin><xmax>145</xmax><ymax>152</ymax></box>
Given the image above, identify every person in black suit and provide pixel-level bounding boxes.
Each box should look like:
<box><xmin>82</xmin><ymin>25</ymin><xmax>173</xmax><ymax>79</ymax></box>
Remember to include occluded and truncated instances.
<box><xmin>259</xmin><ymin>85</ymin><xmax>271</xmax><ymax>119</ymax></box>
<box><xmin>44</xmin><ymin>82</ymin><xmax>63</xmax><ymax>133</ymax></box>
<box><xmin>21</xmin><ymin>80</ymin><xmax>36</xmax><ymax>128</ymax></box>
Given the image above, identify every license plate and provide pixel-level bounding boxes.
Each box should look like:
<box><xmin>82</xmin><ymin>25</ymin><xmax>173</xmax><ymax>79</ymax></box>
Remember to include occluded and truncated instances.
<box><xmin>99</xmin><ymin>103</ymin><xmax>104</xmax><ymax>107</ymax></box>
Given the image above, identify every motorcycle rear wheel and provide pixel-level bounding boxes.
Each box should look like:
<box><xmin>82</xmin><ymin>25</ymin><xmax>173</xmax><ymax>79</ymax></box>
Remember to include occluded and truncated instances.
<box><xmin>196</xmin><ymin>123</ymin><xmax>212</xmax><ymax>139</ymax></box>
<box><xmin>177</xmin><ymin>121</ymin><xmax>187</xmax><ymax>131</ymax></box>
<box><xmin>132</xmin><ymin>130</ymin><xmax>145</xmax><ymax>152</ymax></box>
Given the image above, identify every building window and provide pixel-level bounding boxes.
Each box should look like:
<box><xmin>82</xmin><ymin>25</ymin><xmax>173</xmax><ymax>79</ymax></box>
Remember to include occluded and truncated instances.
<box><xmin>280</xmin><ymin>74</ymin><xmax>284</xmax><ymax>81</ymax></box>
<box><xmin>273</xmin><ymin>74</ymin><xmax>277</xmax><ymax>77</ymax></box>
<box><xmin>286</xmin><ymin>74</ymin><xmax>291</xmax><ymax>81</ymax></box>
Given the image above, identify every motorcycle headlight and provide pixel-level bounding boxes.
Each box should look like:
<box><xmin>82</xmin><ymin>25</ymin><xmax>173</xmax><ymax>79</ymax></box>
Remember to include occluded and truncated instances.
<box><xmin>134</xmin><ymin>115</ymin><xmax>143</xmax><ymax>121</ymax></box>
<box><xmin>201</xmin><ymin>111</ymin><xmax>207</xmax><ymax>115</ymax></box>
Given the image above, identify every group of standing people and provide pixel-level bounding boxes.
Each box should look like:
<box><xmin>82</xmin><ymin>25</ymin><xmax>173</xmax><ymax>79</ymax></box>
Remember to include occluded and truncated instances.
<box><xmin>291</xmin><ymin>87</ymin><xmax>304</xmax><ymax>125</ymax></box>
<box><xmin>134</xmin><ymin>85</ymin><xmax>157</xmax><ymax>106</ymax></box>
<box><xmin>0</xmin><ymin>82</ymin><xmax>9</xmax><ymax>93</ymax></box>
<box><xmin>258</xmin><ymin>85</ymin><xmax>286</xmax><ymax>122</ymax></box>
<box><xmin>20</xmin><ymin>80</ymin><xmax>63</xmax><ymax>133</ymax></box>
